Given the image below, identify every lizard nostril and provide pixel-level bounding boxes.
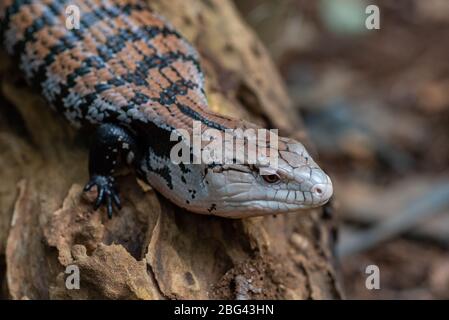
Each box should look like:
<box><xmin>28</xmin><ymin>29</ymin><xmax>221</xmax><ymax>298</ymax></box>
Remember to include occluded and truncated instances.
<box><xmin>310</xmin><ymin>179</ymin><xmax>333</xmax><ymax>204</ymax></box>
<box><xmin>312</xmin><ymin>184</ymin><xmax>325</xmax><ymax>197</ymax></box>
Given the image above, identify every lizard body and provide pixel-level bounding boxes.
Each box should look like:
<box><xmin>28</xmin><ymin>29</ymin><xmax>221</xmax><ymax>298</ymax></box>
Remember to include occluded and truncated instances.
<box><xmin>0</xmin><ymin>0</ymin><xmax>333</xmax><ymax>218</ymax></box>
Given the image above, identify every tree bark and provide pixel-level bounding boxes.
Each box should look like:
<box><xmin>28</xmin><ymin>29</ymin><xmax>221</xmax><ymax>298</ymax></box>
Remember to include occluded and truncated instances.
<box><xmin>0</xmin><ymin>0</ymin><xmax>342</xmax><ymax>300</ymax></box>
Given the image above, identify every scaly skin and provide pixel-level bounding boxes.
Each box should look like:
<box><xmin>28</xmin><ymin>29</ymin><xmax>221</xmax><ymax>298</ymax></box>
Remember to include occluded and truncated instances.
<box><xmin>0</xmin><ymin>0</ymin><xmax>333</xmax><ymax>218</ymax></box>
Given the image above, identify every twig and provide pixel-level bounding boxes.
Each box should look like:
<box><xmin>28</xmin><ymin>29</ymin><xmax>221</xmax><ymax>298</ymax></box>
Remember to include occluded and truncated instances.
<box><xmin>337</xmin><ymin>182</ymin><xmax>449</xmax><ymax>257</ymax></box>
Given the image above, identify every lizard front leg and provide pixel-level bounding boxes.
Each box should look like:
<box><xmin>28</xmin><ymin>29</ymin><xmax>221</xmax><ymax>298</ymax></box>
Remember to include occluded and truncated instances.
<box><xmin>84</xmin><ymin>123</ymin><xmax>140</xmax><ymax>218</ymax></box>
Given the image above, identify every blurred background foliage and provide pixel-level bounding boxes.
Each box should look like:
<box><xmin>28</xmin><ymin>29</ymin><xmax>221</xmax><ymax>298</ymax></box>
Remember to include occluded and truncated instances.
<box><xmin>234</xmin><ymin>0</ymin><xmax>449</xmax><ymax>299</ymax></box>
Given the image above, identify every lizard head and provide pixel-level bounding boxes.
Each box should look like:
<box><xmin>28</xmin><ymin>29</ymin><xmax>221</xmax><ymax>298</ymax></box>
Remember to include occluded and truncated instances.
<box><xmin>142</xmin><ymin>125</ymin><xmax>333</xmax><ymax>218</ymax></box>
<box><xmin>195</xmin><ymin>136</ymin><xmax>333</xmax><ymax>218</ymax></box>
<box><xmin>156</xmin><ymin>133</ymin><xmax>333</xmax><ymax>218</ymax></box>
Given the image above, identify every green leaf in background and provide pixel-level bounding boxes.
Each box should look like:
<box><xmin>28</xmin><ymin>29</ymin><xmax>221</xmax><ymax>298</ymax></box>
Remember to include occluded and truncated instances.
<box><xmin>320</xmin><ymin>0</ymin><xmax>368</xmax><ymax>35</ymax></box>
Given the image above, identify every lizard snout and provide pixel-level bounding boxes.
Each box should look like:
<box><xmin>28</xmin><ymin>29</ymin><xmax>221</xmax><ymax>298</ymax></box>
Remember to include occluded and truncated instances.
<box><xmin>310</xmin><ymin>174</ymin><xmax>333</xmax><ymax>205</ymax></box>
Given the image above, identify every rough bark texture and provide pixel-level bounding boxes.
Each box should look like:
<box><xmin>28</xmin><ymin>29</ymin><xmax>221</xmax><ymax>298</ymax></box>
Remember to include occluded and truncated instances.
<box><xmin>0</xmin><ymin>0</ymin><xmax>341</xmax><ymax>300</ymax></box>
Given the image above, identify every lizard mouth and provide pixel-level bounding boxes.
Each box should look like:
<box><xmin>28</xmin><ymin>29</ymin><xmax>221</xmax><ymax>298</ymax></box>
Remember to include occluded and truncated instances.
<box><xmin>205</xmin><ymin>200</ymin><xmax>316</xmax><ymax>218</ymax></box>
<box><xmin>205</xmin><ymin>181</ymin><xmax>333</xmax><ymax>218</ymax></box>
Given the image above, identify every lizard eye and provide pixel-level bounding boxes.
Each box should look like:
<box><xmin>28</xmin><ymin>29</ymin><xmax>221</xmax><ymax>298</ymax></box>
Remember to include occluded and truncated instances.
<box><xmin>262</xmin><ymin>174</ymin><xmax>280</xmax><ymax>184</ymax></box>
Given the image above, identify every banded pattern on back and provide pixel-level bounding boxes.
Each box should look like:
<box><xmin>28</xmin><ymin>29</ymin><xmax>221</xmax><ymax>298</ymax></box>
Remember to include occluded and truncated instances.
<box><xmin>0</xmin><ymin>0</ymin><xmax>236</xmax><ymax>133</ymax></box>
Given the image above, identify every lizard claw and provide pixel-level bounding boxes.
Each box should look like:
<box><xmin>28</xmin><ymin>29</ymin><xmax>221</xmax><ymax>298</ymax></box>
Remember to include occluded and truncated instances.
<box><xmin>84</xmin><ymin>175</ymin><xmax>121</xmax><ymax>219</ymax></box>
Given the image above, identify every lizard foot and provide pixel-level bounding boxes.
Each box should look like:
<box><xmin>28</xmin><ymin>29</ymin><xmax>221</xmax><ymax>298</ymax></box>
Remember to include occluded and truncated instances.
<box><xmin>84</xmin><ymin>175</ymin><xmax>121</xmax><ymax>219</ymax></box>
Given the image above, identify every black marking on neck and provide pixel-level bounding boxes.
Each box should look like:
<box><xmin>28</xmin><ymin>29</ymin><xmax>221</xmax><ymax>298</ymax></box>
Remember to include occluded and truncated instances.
<box><xmin>179</xmin><ymin>162</ymin><xmax>191</xmax><ymax>174</ymax></box>
<box><xmin>176</xmin><ymin>103</ymin><xmax>227</xmax><ymax>131</ymax></box>
<box><xmin>189</xmin><ymin>189</ymin><xmax>197</xmax><ymax>199</ymax></box>
<box><xmin>207</xmin><ymin>204</ymin><xmax>217</xmax><ymax>213</ymax></box>
<box><xmin>152</xmin><ymin>166</ymin><xmax>173</xmax><ymax>190</ymax></box>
